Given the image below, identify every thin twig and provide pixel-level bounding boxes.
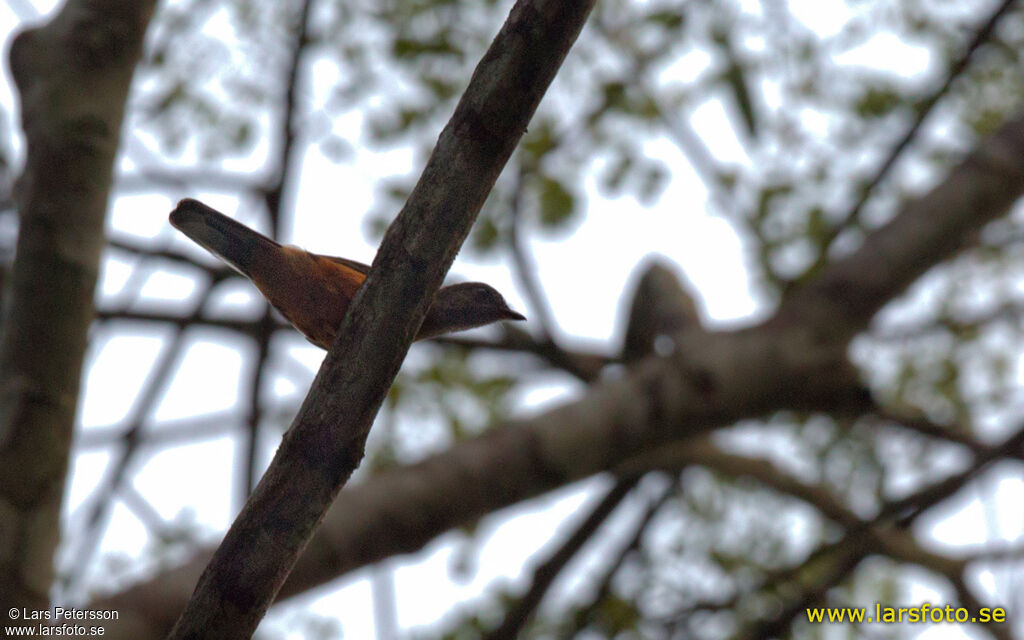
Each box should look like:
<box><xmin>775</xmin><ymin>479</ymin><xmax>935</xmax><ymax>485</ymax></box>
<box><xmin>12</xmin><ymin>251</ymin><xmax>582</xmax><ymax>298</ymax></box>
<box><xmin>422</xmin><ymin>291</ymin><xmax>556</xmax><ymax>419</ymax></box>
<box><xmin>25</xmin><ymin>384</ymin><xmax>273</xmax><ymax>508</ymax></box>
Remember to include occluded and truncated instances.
<box><xmin>95</xmin><ymin>308</ymin><xmax>289</xmax><ymax>334</ymax></box>
<box><xmin>869</xmin><ymin>300</ymin><xmax>1024</xmax><ymax>342</ymax></box>
<box><xmin>949</xmin><ymin>572</ymin><xmax>1014</xmax><ymax>640</ymax></box>
<box><xmin>568</xmin><ymin>479</ymin><xmax>677</xmax><ymax>637</ymax></box>
<box><xmin>738</xmin><ymin>538</ymin><xmax>869</xmax><ymax>640</ymax></box>
<box><xmin>508</xmin><ymin>163</ymin><xmax>560</xmax><ymax>342</ymax></box>
<box><xmin>239</xmin><ymin>0</ymin><xmax>317</xmax><ymax>504</ymax></box>
<box><xmin>870</xmin><ymin>407</ymin><xmax>1022</xmax><ymax>459</ymax></box>
<box><xmin>116</xmin><ymin>167</ymin><xmax>259</xmax><ymax>194</ymax></box>
<box><xmin>79</xmin><ymin>405</ymin><xmax>300</xmax><ymax>452</ymax></box>
<box><xmin>119</xmin><ymin>484</ymin><xmax>173</xmax><ymax>542</ymax></box>
<box><xmin>817</xmin><ymin>0</ymin><xmax>1020</xmax><ymax>257</ymax></box>
<box><xmin>485</xmin><ymin>477</ymin><xmax>641</xmax><ymax>640</ymax></box>
<box><xmin>64</xmin><ymin>283</ymin><xmax>220</xmax><ymax>596</ymax></box>
<box><xmin>76</xmin><ymin>411</ymin><xmax>241</xmax><ymax>450</ymax></box>
<box><xmin>106</xmin><ymin>236</ymin><xmax>233</xmax><ymax>278</ymax></box>
<box><xmin>432</xmin><ymin>326</ymin><xmax>611</xmax><ymax>382</ymax></box>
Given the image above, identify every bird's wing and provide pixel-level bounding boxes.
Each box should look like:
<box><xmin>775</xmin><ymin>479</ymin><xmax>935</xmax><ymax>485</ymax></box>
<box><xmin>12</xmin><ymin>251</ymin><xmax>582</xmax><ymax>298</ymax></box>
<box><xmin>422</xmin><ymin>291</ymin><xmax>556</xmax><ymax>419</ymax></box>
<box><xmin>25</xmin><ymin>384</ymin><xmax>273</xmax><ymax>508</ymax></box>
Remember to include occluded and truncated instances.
<box><xmin>321</xmin><ymin>255</ymin><xmax>371</xmax><ymax>275</ymax></box>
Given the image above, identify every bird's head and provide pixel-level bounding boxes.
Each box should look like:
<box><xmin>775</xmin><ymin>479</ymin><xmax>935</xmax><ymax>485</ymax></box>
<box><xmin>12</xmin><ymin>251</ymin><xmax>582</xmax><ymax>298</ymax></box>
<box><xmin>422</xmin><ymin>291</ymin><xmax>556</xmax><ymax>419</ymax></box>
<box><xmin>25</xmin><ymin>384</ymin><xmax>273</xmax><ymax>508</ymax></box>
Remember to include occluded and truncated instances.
<box><xmin>419</xmin><ymin>282</ymin><xmax>525</xmax><ymax>339</ymax></box>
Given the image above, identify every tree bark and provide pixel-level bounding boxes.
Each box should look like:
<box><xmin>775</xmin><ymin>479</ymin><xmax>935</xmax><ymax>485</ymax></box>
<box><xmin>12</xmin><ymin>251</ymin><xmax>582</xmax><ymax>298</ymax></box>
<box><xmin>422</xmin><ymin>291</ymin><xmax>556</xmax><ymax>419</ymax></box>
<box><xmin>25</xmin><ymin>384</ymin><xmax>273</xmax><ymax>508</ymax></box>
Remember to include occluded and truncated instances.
<box><xmin>0</xmin><ymin>0</ymin><xmax>155</xmax><ymax>613</ymax></box>
<box><xmin>166</xmin><ymin>0</ymin><xmax>598</xmax><ymax>637</ymax></box>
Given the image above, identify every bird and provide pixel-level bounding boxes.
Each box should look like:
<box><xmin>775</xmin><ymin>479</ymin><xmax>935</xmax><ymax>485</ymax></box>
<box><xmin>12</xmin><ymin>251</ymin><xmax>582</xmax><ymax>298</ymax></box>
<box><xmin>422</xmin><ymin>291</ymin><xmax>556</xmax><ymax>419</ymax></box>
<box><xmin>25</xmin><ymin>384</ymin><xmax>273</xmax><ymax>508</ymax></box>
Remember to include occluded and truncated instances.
<box><xmin>169</xmin><ymin>198</ymin><xmax>525</xmax><ymax>349</ymax></box>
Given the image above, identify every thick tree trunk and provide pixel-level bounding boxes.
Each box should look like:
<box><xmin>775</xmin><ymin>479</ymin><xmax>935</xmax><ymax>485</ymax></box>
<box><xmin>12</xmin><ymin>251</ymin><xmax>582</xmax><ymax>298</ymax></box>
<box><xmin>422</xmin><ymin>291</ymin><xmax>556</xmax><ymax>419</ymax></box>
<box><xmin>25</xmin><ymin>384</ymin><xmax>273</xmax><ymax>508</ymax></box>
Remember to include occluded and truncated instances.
<box><xmin>0</xmin><ymin>0</ymin><xmax>155</xmax><ymax>612</ymax></box>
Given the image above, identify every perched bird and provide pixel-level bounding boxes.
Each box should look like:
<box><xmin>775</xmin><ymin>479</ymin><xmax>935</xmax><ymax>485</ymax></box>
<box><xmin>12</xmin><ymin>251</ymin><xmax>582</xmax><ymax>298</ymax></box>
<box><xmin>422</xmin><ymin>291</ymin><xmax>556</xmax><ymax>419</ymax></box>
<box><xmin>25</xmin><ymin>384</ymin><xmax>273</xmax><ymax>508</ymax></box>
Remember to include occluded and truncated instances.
<box><xmin>169</xmin><ymin>198</ymin><xmax>525</xmax><ymax>348</ymax></box>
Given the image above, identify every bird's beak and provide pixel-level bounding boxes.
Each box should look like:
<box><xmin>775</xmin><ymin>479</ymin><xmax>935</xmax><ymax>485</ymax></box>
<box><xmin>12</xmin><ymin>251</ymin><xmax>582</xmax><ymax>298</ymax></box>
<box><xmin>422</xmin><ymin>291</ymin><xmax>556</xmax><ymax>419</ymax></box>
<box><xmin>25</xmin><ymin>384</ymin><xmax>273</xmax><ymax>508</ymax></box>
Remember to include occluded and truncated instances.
<box><xmin>502</xmin><ymin>308</ymin><xmax>526</xmax><ymax>321</ymax></box>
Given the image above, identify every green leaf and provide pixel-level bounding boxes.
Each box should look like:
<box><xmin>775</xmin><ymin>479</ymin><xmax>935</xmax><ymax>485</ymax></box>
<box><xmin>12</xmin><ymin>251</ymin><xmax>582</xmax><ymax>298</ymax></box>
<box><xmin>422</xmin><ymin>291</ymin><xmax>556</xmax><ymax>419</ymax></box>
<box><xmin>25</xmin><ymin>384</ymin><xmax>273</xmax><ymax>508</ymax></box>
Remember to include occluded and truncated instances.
<box><xmin>423</xmin><ymin>75</ymin><xmax>458</xmax><ymax>101</ymax></box>
<box><xmin>602</xmin><ymin>81</ymin><xmax>628</xmax><ymax>111</ymax></box>
<box><xmin>471</xmin><ymin>215</ymin><xmax>500</xmax><ymax>251</ymax></box>
<box><xmin>596</xmin><ymin>595</ymin><xmax>640</xmax><ymax>633</ymax></box>
<box><xmin>754</xmin><ymin>184</ymin><xmax>792</xmax><ymax>223</ymax></box>
<box><xmin>538</xmin><ymin>176</ymin><xmax>576</xmax><ymax>227</ymax></box>
<box><xmin>521</xmin><ymin>119</ymin><xmax>559</xmax><ymax>164</ymax></box>
<box><xmin>392</xmin><ymin>35</ymin><xmax>460</xmax><ymax>58</ymax></box>
<box><xmin>805</xmin><ymin>207</ymin><xmax>827</xmax><ymax>242</ymax></box>
<box><xmin>646</xmin><ymin>10</ymin><xmax>685</xmax><ymax>29</ymax></box>
<box><xmin>854</xmin><ymin>86</ymin><xmax>901</xmax><ymax>118</ymax></box>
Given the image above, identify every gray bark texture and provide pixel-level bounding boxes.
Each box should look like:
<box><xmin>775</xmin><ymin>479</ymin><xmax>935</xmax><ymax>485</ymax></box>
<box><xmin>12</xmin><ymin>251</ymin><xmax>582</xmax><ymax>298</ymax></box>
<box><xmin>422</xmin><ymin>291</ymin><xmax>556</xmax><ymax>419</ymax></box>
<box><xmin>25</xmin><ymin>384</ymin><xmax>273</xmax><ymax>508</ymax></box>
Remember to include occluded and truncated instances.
<box><xmin>0</xmin><ymin>0</ymin><xmax>156</xmax><ymax>614</ymax></box>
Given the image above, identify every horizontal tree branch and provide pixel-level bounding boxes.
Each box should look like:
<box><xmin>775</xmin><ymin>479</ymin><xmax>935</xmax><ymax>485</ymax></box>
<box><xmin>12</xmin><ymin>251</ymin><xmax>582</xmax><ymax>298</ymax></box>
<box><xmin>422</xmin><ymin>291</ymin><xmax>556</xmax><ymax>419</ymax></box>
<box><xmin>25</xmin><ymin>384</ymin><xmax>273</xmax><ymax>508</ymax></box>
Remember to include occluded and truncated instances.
<box><xmin>106</xmin><ymin>236</ymin><xmax>235</xmax><ymax>279</ymax></box>
<box><xmin>94</xmin><ymin>310</ymin><xmax>612</xmax><ymax>381</ymax></box>
<box><xmin>89</xmin><ymin>108</ymin><xmax>1024</xmax><ymax>639</ymax></box>
<box><xmin>94</xmin><ymin>320</ymin><xmax>868</xmax><ymax>638</ymax></box>
<box><xmin>433</xmin><ymin>326</ymin><xmax>611</xmax><ymax>381</ymax></box>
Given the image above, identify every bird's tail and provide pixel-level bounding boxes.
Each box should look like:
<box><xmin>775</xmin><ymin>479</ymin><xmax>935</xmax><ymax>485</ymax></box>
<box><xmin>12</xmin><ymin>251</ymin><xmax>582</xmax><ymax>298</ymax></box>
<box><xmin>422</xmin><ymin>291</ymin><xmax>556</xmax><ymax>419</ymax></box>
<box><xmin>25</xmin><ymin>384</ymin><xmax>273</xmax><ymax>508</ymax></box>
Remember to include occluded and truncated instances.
<box><xmin>169</xmin><ymin>199</ymin><xmax>280</xmax><ymax>277</ymax></box>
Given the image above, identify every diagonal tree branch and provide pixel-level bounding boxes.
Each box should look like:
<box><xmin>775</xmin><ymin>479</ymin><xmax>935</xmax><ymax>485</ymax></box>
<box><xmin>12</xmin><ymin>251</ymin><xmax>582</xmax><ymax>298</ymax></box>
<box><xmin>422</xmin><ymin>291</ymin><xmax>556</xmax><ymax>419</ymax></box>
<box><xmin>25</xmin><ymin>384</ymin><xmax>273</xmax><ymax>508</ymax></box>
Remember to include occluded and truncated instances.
<box><xmin>484</xmin><ymin>476</ymin><xmax>642</xmax><ymax>640</ymax></box>
<box><xmin>567</xmin><ymin>479</ymin><xmax>676</xmax><ymax>636</ymax></box>
<box><xmin>166</xmin><ymin>0</ymin><xmax>599</xmax><ymax>637</ymax></box>
<box><xmin>644</xmin><ymin>433</ymin><xmax>1015</xmax><ymax>639</ymax></box>
<box><xmin>779</xmin><ymin>111</ymin><xmax>1024</xmax><ymax>335</ymax></box>
<box><xmin>811</xmin><ymin>0</ymin><xmax>1020</xmax><ymax>265</ymax></box>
